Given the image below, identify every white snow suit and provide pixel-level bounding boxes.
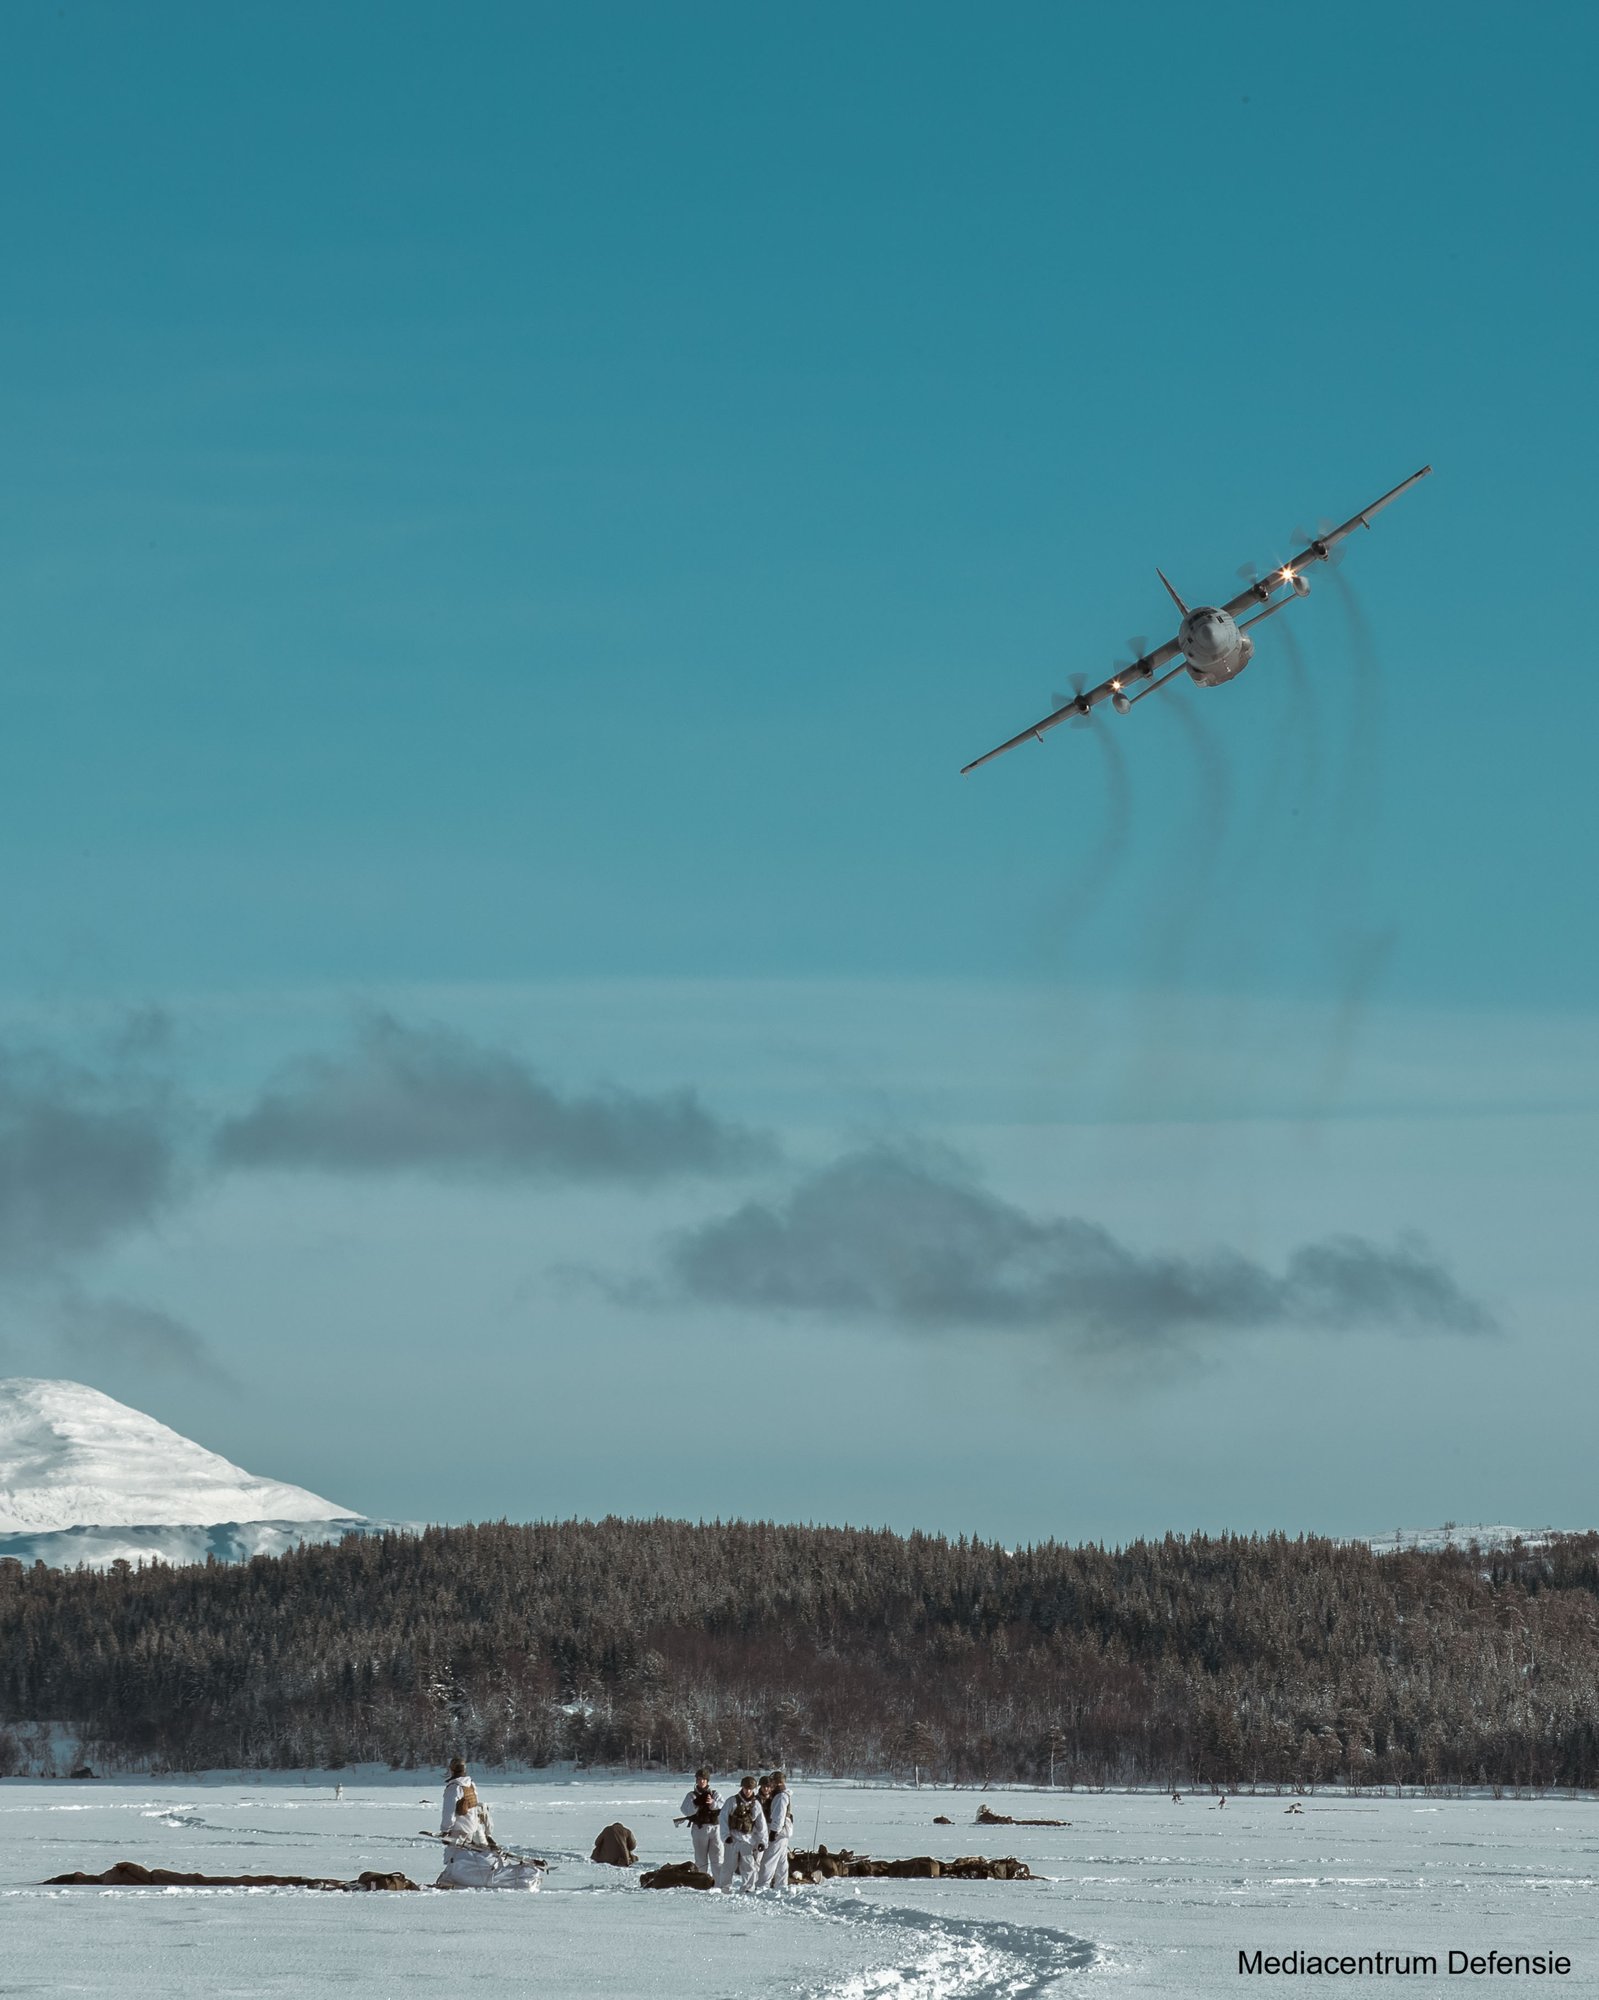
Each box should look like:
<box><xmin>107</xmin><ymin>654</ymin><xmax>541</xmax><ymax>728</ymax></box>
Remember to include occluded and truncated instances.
<box><xmin>715</xmin><ymin>1791</ymin><xmax>768</xmax><ymax>1891</ymax></box>
<box><xmin>435</xmin><ymin>1808</ymin><xmax>494</xmax><ymax>1887</ymax></box>
<box><xmin>680</xmin><ymin>1784</ymin><xmax>724</xmax><ymax>1876</ymax></box>
<box><xmin>755</xmin><ymin>1785</ymin><xmax>792</xmax><ymax>1890</ymax></box>
<box><xmin>447</xmin><ymin>1806</ymin><xmax>491</xmax><ymax>1848</ymax></box>
<box><xmin>440</xmin><ymin>1774</ymin><xmax>474</xmax><ymax>1833</ymax></box>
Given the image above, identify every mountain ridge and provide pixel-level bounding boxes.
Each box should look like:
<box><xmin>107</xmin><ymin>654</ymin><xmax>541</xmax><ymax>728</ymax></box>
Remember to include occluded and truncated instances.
<box><xmin>0</xmin><ymin>1378</ymin><xmax>354</xmax><ymax>1534</ymax></box>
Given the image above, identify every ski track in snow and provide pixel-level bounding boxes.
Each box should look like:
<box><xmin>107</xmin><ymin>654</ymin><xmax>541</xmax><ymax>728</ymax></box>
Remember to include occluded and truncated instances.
<box><xmin>795</xmin><ymin>1898</ymin><xmax>1095</xmax><ymax>1999</ymax></box>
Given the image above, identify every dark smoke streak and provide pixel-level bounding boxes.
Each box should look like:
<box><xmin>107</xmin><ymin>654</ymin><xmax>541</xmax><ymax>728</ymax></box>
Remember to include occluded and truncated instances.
<box><xmin>1147</xmin><ymin>688</ymin><xmax>1233</xmax><ymax>986</ymax></box>
<box><xmin>1324</xmin><ymin>570</ymin><xmax>1383</xmax><ymax>922</ymax></box>
<box><xmin>1047</xmin><ymin>722</ymin><xmax>1133</xmax><ymax>949</ymax></box>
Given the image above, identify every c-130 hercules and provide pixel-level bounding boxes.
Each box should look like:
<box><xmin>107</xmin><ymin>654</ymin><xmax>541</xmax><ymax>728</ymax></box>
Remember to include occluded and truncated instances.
<box><xmin>960</xmin><ymin>466</ymin><xmax>1432</xmax><ymax>775</ymax></box>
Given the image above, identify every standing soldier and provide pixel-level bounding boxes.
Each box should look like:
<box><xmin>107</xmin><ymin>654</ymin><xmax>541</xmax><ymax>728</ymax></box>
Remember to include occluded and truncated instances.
<box><xmin>675</xmin><ymin>1767</ymin><xmax>724</xmax><ymax>1879</ymax></box>
<box><xmin>756</xmin><ymin>1770</ymin><xmax>792</xmax><ymax>1890</ymax></box>
<box><xmin>716</xmin><ymin>1774</ymin><xmax>768</xmax><ymax>1892</ymax></box>
<box><xmin>439</xmin><ymin>1756</ymin><xmax>472</xmax><ymax>1834</ymax></box>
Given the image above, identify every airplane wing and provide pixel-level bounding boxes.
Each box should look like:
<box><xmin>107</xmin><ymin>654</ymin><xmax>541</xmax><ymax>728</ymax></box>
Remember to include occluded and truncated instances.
<box><xmin>1220</xmin><ymin>465</ymin><xmax>1432</xmax><ymax>620</ymax></box>
<box><xmin>960</xmin><ymin>635</ymin><xmax>1183</xmax><ymax>775</ymax></box>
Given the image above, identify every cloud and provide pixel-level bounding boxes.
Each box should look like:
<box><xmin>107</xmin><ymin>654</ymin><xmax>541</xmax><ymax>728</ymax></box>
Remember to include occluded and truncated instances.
<box><xmin>0</xmin><ymin>1045</ymin><xmax>180</xmax><ymax>1271</ymax></box>
<box><xmin>53</xmin><ymin>1290</ymin><xmax>235</xmax><ymax>1386</ymax></box>
<box><xmin>662</xmin><ymin>1147</ymin><xmax>1494</xmax><ymax>1348</ymax></box>
<box><xmin>213</xmin><ymin>1013</ymin><xmax>776</xmax><ymax>1182</ymax></box>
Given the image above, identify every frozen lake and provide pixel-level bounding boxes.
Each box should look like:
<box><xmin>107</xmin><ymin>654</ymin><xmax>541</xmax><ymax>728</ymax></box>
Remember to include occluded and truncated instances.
<box><xmin>1</xmin><ymin>1775</ymin><xmax>1594</xmax><ymax>1995</ymax></box>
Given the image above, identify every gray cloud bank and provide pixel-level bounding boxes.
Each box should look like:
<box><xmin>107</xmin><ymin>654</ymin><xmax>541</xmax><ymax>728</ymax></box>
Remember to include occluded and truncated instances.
<box><xmin>664</xmin><ymin>1148</ymin><xmax>1494</xmax><ymax>1347</ymax></box>
<box><xmin>0</xmin><ymin>1046</ymin><xmax>179</xmax><ymax>1271</ymax></box>
<box><xmin>214</xmin><ymin>1014</ymin><xmax>775</xmax><ymax>1182</ymax></box>
<box><xmin>53</xmin><ymin>1290</ymin><xmax>234</xmax><ymax>1386</ymax></box>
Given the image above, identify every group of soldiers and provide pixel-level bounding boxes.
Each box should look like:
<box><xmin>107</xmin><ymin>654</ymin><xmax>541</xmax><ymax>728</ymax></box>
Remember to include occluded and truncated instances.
<box><xmin>437</xmin><ymin>1757</ymin><xmax>794</xmax><ymax>1893</ymax></box>
<box><xmin>676</xmin><ymin>1768</ymin><xmax>794</xmax><ymax>1892</ymax></box>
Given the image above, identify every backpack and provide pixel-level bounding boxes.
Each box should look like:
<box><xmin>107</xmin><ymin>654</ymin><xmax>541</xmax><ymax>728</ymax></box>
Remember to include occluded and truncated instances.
<box><xmin>728</xmin><ymin>1792</ymin><xmax>757</xmax><ymax>1837</ymax></box>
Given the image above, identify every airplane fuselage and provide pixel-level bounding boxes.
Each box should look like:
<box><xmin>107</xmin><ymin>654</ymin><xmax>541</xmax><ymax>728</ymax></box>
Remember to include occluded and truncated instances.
<box><xmin>1179</xmin><ymin>605</ymin><xmax>1253</xmax><ymax>687</ymax></box>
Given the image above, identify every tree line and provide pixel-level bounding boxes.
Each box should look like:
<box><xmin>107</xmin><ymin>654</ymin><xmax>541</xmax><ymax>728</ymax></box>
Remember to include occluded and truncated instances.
<box><xmin>2</xmin><ymin>1521</ymin><xmax>1597</xmax><ymax>1787</ymax></box>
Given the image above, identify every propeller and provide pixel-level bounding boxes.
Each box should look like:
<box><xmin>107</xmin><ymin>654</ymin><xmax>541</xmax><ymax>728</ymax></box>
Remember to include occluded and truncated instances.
<box><xmin>1291</xmin><ymin>517</ymin><xmax>1348</xmax><ymax>567</ymax></box>
<box><xmin>1050</xmin><ymin>672</ymin><xmax>1094</xmax><ymax>726</ymax></box>
<box><xmin>1239</xmin><ymin>557</ymin><xmax>1304</xmax><ymax>605</ymax></box>
<box><xmin>1105</xmin><ymin>638</ymin><xmax>1150</xmax><ymax>716</ymax></box>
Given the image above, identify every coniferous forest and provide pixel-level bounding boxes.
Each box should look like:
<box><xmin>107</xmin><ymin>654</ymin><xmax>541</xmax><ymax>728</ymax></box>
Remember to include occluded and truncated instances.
<box><xmin>3</xmin><ymin>1522</ymin><xmax>1598</xmax><ymax>1788</ymax></box>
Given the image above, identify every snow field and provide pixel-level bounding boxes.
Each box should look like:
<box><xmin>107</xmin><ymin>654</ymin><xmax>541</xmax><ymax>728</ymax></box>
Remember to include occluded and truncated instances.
<box><xmin>0</xmin><ymin>1776</ymin><xmax>1594</xmax><ymax>1996</ymax></box>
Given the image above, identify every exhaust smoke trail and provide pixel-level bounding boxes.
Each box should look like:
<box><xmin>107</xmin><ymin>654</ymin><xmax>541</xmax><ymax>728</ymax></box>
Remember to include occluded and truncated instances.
<box><xmin>1047</xmin><ymin>722</ymin><xmax>1133</xmax><ymax>950</ymax></box>
<box><xmin>1324</xmin><ymin>570</ymin><xmax>1383</xmax><ymax>923</ymax></box>
<box><xmin>1151</xmin><ymin>690</ymin><xmax>1233</xmax><ymax>985</ymax></box>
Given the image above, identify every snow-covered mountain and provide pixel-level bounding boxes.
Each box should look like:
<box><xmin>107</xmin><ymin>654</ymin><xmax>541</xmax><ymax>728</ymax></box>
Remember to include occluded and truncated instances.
<box><xmin>0</xmin><ymin>1379</ymin><xmax>361</xmax><ymax>1561</ymax></box>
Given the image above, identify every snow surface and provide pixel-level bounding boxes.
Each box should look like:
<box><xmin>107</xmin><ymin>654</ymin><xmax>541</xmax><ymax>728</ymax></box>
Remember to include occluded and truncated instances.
<box><xmin>0</xmin><ymin>1516</ymin><xmax>384</xmax><ymax>1570</ymax></box>
<box><xmin>1</xmin><ymin>1774</ymin><xmax>1594</xmax><ymax>1997</ymax></box>
<box><xmin>0</xmin><ymin>1379</ymin><xmax>354</xmax><ymax>1533</ymax></box>
<box><xmin>1365</xmin><ymin>1523</ymin><xmax>1571</xmax><ymax>1555</ymax></box>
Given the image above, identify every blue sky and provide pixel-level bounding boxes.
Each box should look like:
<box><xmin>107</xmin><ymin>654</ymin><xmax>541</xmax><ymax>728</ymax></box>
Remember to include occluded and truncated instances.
<box><xmin>0</xmin><ymin>2</ymin><xmax>1594</xmax><ymax>1541</ymax></box>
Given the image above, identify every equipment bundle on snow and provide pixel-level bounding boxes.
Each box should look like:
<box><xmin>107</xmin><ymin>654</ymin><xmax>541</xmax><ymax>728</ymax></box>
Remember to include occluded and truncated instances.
<box><xmin>640</xmin><ymin>1861</ymin><xmax>716</xmax><ymax>1890</ymax></box>
<box><xmin>46</xmin><ymin>1862</ymin><xmax>418</xmax><ymax>1891</ymax></box>
<box><xmin>591</xmin><ymin>1822</ymin><xmax>637</xmax><ymax>1866</ymax></box>
<box><xmin>434</xmin><ymin>1847</ymin><xmax>542</xmax><ymax>1891</ymax></box>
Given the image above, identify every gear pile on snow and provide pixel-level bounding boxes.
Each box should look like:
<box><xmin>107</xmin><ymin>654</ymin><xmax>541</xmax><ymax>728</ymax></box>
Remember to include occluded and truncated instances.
<box><xmin>782</xmin><ymin>1846</ymin><xmax>1032</xmax><ymax>1882</ymax></box>
<box><xmin>639</xmin><ymin>1861</ymin><xmax>716</xmax><ymax>1890</ymax></box>
<box><xmin>975</xmin><ymin>1804</ymin><xmax>1069</xmax><ymax>1827</ymax></box>
<box><xmin>46</xmin><ymin>1862</ymin><xmax>417</xmax><ymax>1891</ymax></box>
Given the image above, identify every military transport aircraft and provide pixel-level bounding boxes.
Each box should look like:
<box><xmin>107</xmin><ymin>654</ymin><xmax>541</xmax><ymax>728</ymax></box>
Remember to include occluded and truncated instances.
<box><xmin>960</xmin><ymin>466</ymin><xmax>1432</xmax><ymax>775</ymax></box>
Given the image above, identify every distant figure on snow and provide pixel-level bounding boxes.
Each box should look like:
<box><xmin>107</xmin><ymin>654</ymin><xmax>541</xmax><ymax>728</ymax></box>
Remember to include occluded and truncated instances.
<box><xmin>716</xmin><ymin>1775</ymin><xmax>768</xmax><ymax>1891</ymax></box>
<box><xmin>676</xmin><ymin>1768</ymin><xmax>723</xmax><ymax>1878</ymax></box>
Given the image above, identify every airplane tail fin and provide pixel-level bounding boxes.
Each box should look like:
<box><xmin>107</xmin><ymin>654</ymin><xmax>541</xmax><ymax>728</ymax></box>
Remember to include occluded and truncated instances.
<box><xmin>1156</xmin><ymin>568</ymin><xmax>1189</xmax><ymax>616</ymax></box>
